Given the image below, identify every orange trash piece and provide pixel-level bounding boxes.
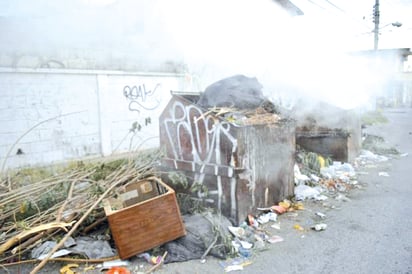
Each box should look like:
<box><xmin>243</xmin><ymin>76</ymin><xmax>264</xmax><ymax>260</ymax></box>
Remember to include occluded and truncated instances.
<box><xmin>106</xmin><ymin>267</ymin><xmax>131</xmax><ymax>274</ymax></box>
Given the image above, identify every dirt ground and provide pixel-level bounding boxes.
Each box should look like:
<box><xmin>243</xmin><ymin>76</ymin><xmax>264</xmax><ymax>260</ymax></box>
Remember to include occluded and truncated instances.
<box><xmin>4</xmin><ymin>108</ymin><xmax>412</xmax><ymax>274</ymax></box>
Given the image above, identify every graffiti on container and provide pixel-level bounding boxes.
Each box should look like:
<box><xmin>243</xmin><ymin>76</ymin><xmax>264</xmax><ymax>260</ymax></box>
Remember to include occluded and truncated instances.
<box><xmin>163</xmin><ymin>101</ymin><xmax>243</xmax><ymax>215</ymax></box>
<box><xmin>123</xmin><ymin>83</ymin><xmax>161</xmax><ymax>113</ymax></box>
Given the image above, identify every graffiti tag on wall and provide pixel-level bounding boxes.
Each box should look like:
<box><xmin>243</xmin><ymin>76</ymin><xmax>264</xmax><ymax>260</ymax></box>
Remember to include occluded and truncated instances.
<box><xmin>162</xmin><ymin>101</ymin><xmax>242</xmax><ymax>217</ymax></box>
<box><xmin>123</xmin><ymin>83</ymin><xmax>161</xmax><ymax>113</ymax></box>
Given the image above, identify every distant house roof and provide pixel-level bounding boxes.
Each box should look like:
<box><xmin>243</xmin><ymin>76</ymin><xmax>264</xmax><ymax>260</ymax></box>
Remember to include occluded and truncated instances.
<box><xmin>350</xmin><ymin>48</ymin><xmax>411</xmax><ymax>73</ymax></box>
<box><xmin>352</xmin><ymin>48</ymin><xmax>411</xmax><ymax>61</ymax></box>
<box><xmin>273</xmin><ymin>0</ymin><xmax>304</xmax><ymax>16</ymax></box>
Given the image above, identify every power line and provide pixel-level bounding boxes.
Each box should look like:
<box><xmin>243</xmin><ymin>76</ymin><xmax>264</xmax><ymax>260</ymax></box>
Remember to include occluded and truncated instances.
<box><xmin>319</xmin><ymin>0</ymin><xmax>373</xmax><ymax>32</ymax></box>
<box><xmin>323</xmin><ymin>0</ymin><xmax>345</xmax><ymax>13</ymax></box>
<box><xmin>306</xmin><ymin>0</ymin><xmax>327</xmax><ymax>10</ymax></box>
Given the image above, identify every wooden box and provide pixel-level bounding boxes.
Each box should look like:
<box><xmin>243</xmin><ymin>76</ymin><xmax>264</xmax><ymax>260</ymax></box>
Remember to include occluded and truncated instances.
<box><xmin>103</xmin><ymin>177</ymin><xmax>186</xmax><ymax>259</ymax></box>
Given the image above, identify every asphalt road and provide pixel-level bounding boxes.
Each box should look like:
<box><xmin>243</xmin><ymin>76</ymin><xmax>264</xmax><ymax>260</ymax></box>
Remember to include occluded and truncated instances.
<box><xmin>4</xmin><ymin>108</ymin><xmax>412</xmax><ymax>274</ymax></box>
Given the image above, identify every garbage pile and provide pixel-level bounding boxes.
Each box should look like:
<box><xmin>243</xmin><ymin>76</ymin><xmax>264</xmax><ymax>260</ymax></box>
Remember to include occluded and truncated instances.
<box><xmin>293</xmin><ymin>150</ymin><xmax>359</xmax><ymax>206</ymax></box>
<box><xmin>196</xmin><ymin>74</ymin><xmax>285</xmax><ymax>126</ymax></box>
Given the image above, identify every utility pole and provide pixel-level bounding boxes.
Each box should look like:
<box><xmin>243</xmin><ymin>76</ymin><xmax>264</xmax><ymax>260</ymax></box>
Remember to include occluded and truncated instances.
<box><xmin>373</xmin><ymin>0</ymin><xmax>380</xmax><ymax>50</ymax></box>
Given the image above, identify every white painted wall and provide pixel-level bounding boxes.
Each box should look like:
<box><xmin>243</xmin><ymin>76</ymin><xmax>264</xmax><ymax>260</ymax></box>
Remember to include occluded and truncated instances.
<box><xmin>0</xmin><ymin>68</ymin><xmax>184</xmax><ymax>171</ymax></box>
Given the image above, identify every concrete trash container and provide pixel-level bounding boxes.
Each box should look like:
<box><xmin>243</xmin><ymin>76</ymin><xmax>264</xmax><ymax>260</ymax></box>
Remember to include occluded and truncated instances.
<box><xmin>159</xmin><ymin>91</ymin><xmax>295</xmax><ymax>224</ymax></box>
<box><xmin>293</xmin><ymin>101</ymin><xmax>361</xmax><ymax>163</ymax></box>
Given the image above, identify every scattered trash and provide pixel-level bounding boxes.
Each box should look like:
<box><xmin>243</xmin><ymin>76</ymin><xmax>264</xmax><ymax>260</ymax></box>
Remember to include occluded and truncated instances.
<box><xmin>315</xmin><ymin>195</ymin><xmax>329</xmax><ymax>201</ymax></box>
<box><xmin>267</xmin><ymin>235</ymin><xmax>284</xmax><ymax>244</ymax></box>
<box><xmin>225</xmin><ymin>264</ymin><xmax>245</xmax><ymax>272</ymax></box>
<box><xmin>231</xmin><ymin>240</ymin><xmax>241</xmax><ymax>251</ymax></box>
<box><xmin>228</xmin><ymin>226</ymin><xmax>246</xmax><ymax>238</ymax></box>
<box><xmin>292</xmin><ymin>202</ymin><xmax>305</xmax><ymax>210</ymax></box>
<box><xmin>220</xmin><ymin>257</ymin><xmax>253</xmax><ymax>273</ymax></box>
<box><xmin>239</xmin><ymin>240</ymin><xmax>253</xmax><ymax>249</ymax></box>
<box><xmin>272</xmin><ymin>205</ymin><xmax>287</xmax><ymax>214</ymax></box>
<box><xmin>144</xmin><ymin>251</ymin><xmax>168</xmax><ymax>274</ymax></box>
<box><xmin>106</xmin><ymin>266</ymin><xmax>131</xmax><ymax>274</ymax></box>
<box><xmin>296</xmin><ymin>150</ymin><xmax>332</xmax><ymax>174</ymax></box>
<box><xmin>294</xmin><ymin>184</ymin><xmax>322</xmax><ymax>201</ymax></box>
<box><xmin>37</xmin><ymin>249</ymin><xmax>72</xmax><ymax>260</ymax></box>
<box><xmin>64</xmin><ymin>236</ymin><xmax>76</xmax><ymax>248</ymax></box>
<box><xmin>69</xmin><ymin>236</ymin><xmax>115</xmax><ymax>259</ymax></box>
<box><xmin>320</xmin><ymin>162</ymin><xmax>356</xmax><ymax>182</ymax></box>
<box><xmin>335</xmin><ymin>193</ymin><xmax>351</xmax><ymax>202</ymax></box>
<box><xmin>252</xmin><ymin>237</ymin><xmax>266</xmax><ymax>250</ymax></box>
<box><xmin>311</xmin><ymin>174</ymin><xmax>320</xmax><ymax>182</ymax></box>
<box><xmin>257</xmin><ymin>214</ymin><xmax>270</xmax><ymax>224</ymax></box>
<box><xmin>164</xmin><ymin>213</ymin><xmax>232</xmax><ymax>263</ymax></box>
<box><xmin>257</xmin><ymin>212</ymin><xmax>277</xmax><ymax>224</ymax></box>
<box><xmin>247</xmin><ymin>214</ymin><xmax>259</xmax><ymax>227</ymax></box>
<box><xmin>31</xmin><ymin>236</ymin><xmax>115</xmax><ymax>260</ymax></box>
<box><xmin>138</xmin><ymin>252</ymin><xmax>163</xmax><ymax>265</ymax></box>
<box><xmin>151</xmin><ymin>256</ymin><xmax>163</xmax><ymax>265</ymax></box>
<box><xmin>287</xmin><ymin>212</ymin><xmax>299</xmax><ymax>218</ymax></box>
<box><xmin>137</xmin><ymin>253</ymin><xmax>151</xmax><ymax>263</ymax></box>
<box><xmin>294</xmin><ymin>164</ymin><xmax>310</xmax><ymax>185</ymax></box>
<box><xmin>293</xmin><ymin>224</ymin><xmax>304</xmax><ymax>231</ymax></box>
<box><xmin>279</xmin><ymin>200</ymin><xmax>291</xmax><ymax>210</ymax></box>
<box><xmin>268</xmin><ymin>200</ymin><xmax>304</xmax><ymax>215</ymax></box>
<box><xmin>378</xmin><ymin>172</ymin><xmax>390</xmax><ymax>177</ymax></box>
<box><xmin>60</xmin><ymin>264</ymin><xmax>79</xmax><ymax>274</ymax></box>
<box><xmin>84</xmin><ymin>265</ymin><xmax>97</xmax><ymax>272</ymax></box>
<box><xmin>318</xmin><ymin>155</ymin><xmax>326</xmax><ymax>169</ymax></box>
<box><xmin>312</xmin><ymin>223</ymin><xmax>327</xmax><ymax>231</ymax></box>
<box><xmin>315</xmin><ymin>212</ymin><xmax>326</xmax><ymax>219</ymax></box>
<box><xmin>238</xmin><ymin>247</ymin><xmax>252</xmax><ymax>258</ymax></box>
<box><xmin>32</xmin><ymin>241</ymin><xmax>64</xmax><ymax>260</ymax></box>
<box><xmin>271</xmin><ymin>223</ymin><xmax>281</xmax><ymax>230</ymax></box>
<box><xmin>356</xmin><ymin>149</ymin><xmax>389</xmax><ymax>164</ymax></box>
<box><xmin>268</xmin><ymin>212</ymin><xmax>278</xmax><ymax>221</ymax></box>
<box><xmin>101</xmin><ymin>259</ymin><xmax>130</xmax><ymax>269</ymax></box>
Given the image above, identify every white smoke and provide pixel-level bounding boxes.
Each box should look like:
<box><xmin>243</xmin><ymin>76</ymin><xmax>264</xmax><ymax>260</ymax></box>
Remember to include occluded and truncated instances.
<box><xmin>1</xmin><ymin>0</ymin><xmax>410</xmax><ymax>109</ymax></box>
<box><xmin>153</xmin><ymin>0</ymin><xmax>386</xmax><ymax>109</ymax></box>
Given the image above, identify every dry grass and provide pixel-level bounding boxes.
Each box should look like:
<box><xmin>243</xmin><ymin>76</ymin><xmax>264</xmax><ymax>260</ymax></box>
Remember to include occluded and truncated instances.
<box><xmin>0</xmin><ymin>149</ymin><xmax>163</xmax><ymax>270</ymax></box>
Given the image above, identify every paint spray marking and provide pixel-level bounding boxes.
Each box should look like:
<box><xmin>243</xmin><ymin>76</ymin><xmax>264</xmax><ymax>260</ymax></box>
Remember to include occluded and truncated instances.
<box><xmin>123</xmin><ymin>83</ymin><xmax>161</xmax><ymax>113</ymax></box>
<box><xmin>163</xmin><ymin>101</ymin><xmax>241</xmax><ymax>213</ymax></box>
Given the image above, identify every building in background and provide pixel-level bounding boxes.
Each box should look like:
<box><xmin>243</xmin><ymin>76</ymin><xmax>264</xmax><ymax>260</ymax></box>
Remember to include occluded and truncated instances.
<box><xmin>353</xmin><ymin>48</ymin><xmax>412</xmax><ymax>108</ymax></box>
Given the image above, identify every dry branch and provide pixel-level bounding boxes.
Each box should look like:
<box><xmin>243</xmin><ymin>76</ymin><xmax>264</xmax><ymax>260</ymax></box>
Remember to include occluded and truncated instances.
<box><xmin>56</xmin><ymin>180</ymin><xmax>76</xmax><ymax>223</ymax></box>
<box><xmin>0</xmin><ymin>149</ymin><xmax>161</xmax><ymax>270</ymax></box>
<box><xmin>30</xmin><ymin>170</ymin><xmax>137</xmax><ymax>274</ymax></box>
<box><xmin>0</xmin><ymin>221</ymin><xmax>75</xmax><ymax>255</ymax></box>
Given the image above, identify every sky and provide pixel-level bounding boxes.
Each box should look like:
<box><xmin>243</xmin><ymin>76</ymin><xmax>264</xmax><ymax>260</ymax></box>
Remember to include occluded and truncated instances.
<box><xmin>1</xmin><ymin>0</ymin><xmax>411</xmax><ymax>109</ymax></box>
<box><xmin>291</xmin><ymin>0</ymin><xmax>412</xmax><ymax>50</ymax></box>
